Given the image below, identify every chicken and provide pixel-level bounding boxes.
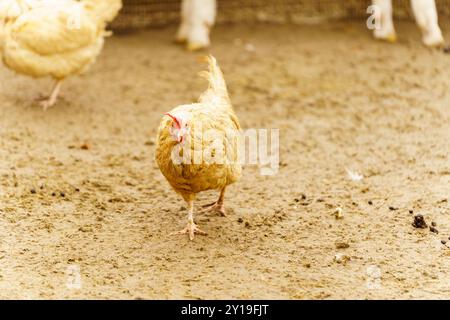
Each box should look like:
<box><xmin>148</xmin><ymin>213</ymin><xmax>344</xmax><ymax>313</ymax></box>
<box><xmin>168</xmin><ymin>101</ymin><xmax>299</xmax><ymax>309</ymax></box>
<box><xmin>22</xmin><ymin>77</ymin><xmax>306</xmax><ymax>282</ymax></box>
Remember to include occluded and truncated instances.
<box><xmin>0</xmin><ymin>0</ymin><xmax>122</xmax><ymax>110</ymax></box>
<box><xmin>176</xmin><ymin>0</ymin><xmax>216</xmax><ymax>51</ymax></box>
<box><xmin>156</xmin><ymin>56</ymin><xmax>241</xmax><ymax>240</ymax></box>
<box><xmin>372</xmin><ymin>0</ymin><xmax>444</xmax><ymax>47</ymax></box>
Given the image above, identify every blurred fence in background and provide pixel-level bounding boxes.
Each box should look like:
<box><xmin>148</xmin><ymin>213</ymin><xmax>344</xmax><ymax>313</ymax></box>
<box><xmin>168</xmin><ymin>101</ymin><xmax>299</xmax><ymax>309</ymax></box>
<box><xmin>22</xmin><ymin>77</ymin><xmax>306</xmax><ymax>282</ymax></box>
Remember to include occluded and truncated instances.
<box><xmin>112</xmin><ymin>0</ymin><xmax>450</xmax><ymax>30</ymax></box>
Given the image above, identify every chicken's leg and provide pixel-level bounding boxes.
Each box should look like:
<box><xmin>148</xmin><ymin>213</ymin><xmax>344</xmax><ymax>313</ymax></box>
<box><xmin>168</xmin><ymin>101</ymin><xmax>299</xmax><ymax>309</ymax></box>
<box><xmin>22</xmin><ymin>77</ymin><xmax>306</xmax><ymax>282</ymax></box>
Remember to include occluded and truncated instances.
<box><xmin>202</xmin><ymin>187</ymin><xmax>227</xmax><ymax>216</ymax></box>
<box><xmin>181</xmin><ymin>0</ymin><xmax>216</xmax><ymax>51</ymax></box>
<box><xmin>38</xmin><ymin>80</ymin><xmax>63</xmax><ymax>111</ymax></box>
<box><xmin>175</xmin><ymin>0</ymin><xmax>190</xmax><ymax>43</ymax></box>
<box><xmin>411</xmin><ymin>0</ymin><xmax>444</xmax><ymax>48</ymax></box>
<box><xmin>170</xmin><ymin>200</ymin><xmax>207</xmax><ymax>240</ymax></box>
<box><xmin>372</xmin><ymin>0</ymin><xmax>397</xmax><ymax>43</ymax></box>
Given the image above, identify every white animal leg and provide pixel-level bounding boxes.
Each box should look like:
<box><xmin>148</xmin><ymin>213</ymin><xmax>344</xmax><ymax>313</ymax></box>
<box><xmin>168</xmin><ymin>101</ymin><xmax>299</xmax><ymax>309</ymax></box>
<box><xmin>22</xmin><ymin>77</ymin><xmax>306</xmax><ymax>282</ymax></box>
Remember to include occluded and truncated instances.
<box><xmin>184</xmin><ymin>0</ymin><xmax>217</xmax><ymax>51</ymax></box>
<box><xmin>373</xmin><ymin>0</ymin><xmax>397</xmax><ymax>42</ymax></box>
<box><xmin>176</xmin><ymin>0</ymin><xmax>190</xmax><ymax>43</ymax></box>
<box><xmin>411</xmin><ymin>0</ymin><xmax>444</xmax><ymax>47</ymax></box>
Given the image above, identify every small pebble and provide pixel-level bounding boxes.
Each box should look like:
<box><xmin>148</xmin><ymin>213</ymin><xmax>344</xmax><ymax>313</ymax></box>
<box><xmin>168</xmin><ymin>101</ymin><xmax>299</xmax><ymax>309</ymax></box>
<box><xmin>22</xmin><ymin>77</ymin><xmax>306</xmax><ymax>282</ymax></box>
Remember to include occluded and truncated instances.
<box><xmin>75</xmin><ymin>188</ymin><xmax>80</xmax><ymax>192</ymax></box>
<box><xmin>412</xmin><ymin>214</ymin><xmax>427</xmax><ymax>229</ymax></box>
<box><xmin>30</xmin><ymin>188</ymin><xmax>36</xmax><ymax>194</ymax></box>
<box><xmin>429</xmin><ymin>226</ymin><xmax>439</xmax><ymax>234</ymax></box>
<box><xmin>334</xmin><ymin>253</ymin><xmax>351</xmax><ymax>264</ymax></box>
<box><xmin>368</xmin><ymin>200</ymin><xmax>373</xmax><ymax>205</ymax></box>
<box><xmin>443</xmin><ymin>45</ymin><xmax>450</xmax><ymax>54</ymax></box>
<box><xmin>389</xmin><ymin>206</ymin><xmax>397</xmax><ymax>211</ymax></box>
<box><xmin>60</xmin><ymin>192</ymin><xmax>65</xmax><ymax>197</ymax></box>
<box><xmin>431</xmin><ymin>222</ymin><xmax>436</xmax><ymax>227</ymax></box>
<box><xmin>334</xmin><ymin>207</ymin><xmax>344</xmax><ymax>219</ymax></box>
<box><xmin>244</xmin><ymin>221</ymin><xmax>251</xmax><ymax>228</ymax></box>
<box><xmin>409</xmin><ymin>209</ymin><xmax>414</xmax><ymax>214</ymax></box>
<box><xmin>51</xmin><ymin>192</ymin><xmax>56</xmax><ymax>197</ymax></box>
<box><xmin>237</xmin><ymin>217</ymin><xmax>243</xmax><ymax>223</ymax></box>
<box><xmin>441</xmin><ymin>240</ymin><xmax>447</xmax><ymax>245</ymax></box>
<box><xmin>335</xmin><ymin>242</ymin><xmax>350</xmax><ymax>249</ymax></box>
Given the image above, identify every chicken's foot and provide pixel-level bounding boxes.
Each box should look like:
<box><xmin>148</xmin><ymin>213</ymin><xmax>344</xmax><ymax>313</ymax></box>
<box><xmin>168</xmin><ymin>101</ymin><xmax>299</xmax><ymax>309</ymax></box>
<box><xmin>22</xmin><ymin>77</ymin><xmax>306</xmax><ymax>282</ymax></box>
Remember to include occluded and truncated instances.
<box><xmin>201</xmin><ymin>188</ymin><xmax>226</xmax><ymax>216</ymax></box>
<box><xmin>170</xmin><ymin>200</ymin><xmax>207</xmax><ymax>240</ymax></box>
<box><xmin>38</xmin><ymin>80</ymin><xmax>63</xmax><ymax>111</ymax></box>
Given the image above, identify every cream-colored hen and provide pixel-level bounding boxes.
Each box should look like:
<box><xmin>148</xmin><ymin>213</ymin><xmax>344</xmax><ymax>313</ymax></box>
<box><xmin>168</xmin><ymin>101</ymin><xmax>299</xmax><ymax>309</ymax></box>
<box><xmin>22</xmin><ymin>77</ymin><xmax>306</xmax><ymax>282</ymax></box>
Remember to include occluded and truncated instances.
<box><xmin>0</xmin><ymin>0</ymin><xmax>122</xmax><ymax>109</ymax></box>
<box><xmin>156</xmin><ymin>56</ymin><xmax>241</xmax><ymax>240</ymax></box>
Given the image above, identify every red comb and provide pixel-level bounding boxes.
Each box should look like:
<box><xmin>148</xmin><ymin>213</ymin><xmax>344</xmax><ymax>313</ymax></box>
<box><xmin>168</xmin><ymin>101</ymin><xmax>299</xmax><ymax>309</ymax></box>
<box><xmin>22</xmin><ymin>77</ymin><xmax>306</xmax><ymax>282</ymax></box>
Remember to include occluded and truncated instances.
<box><xmin>164</xmin><ymin>113</ymin><xmax>180</xmax><ymax>128</ymax></box>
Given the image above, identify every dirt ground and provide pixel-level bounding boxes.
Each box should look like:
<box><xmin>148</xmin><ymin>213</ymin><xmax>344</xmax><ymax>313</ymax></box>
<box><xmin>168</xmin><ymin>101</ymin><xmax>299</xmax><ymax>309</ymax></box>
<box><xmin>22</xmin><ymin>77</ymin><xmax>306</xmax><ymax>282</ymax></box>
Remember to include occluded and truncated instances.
<box><xmin>0</xmin><ymin>20</ymin><xmax>449</xmax><ymax>300</ymax></box>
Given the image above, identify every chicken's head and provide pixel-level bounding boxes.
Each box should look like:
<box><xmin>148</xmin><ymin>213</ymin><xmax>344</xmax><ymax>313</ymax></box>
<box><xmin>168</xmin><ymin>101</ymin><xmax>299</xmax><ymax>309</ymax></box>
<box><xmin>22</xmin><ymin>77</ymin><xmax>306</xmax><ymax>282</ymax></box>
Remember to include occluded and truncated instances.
<box><xmin>164</xmin><ymin>112</ymin><xmax>191</xmax><ymax>144</ymax></box>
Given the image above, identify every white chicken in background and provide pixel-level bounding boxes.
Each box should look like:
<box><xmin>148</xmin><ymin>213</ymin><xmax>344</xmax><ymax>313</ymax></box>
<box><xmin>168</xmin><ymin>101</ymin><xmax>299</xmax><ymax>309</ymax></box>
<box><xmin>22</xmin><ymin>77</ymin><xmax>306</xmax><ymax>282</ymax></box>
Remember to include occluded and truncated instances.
<box><xmin>373</xmin><ymin>0</ymin><xmax>444</xmax><ymax>47</ymax></box>
<box><xmin>176</xmin><ymin>0</ymin><xmax>216</xmax><ymax>51</ymax></box>
<box><xmin>0</xmin><ymin>0</ymin><xmax>122</xmax><ymax>110</ymax></box>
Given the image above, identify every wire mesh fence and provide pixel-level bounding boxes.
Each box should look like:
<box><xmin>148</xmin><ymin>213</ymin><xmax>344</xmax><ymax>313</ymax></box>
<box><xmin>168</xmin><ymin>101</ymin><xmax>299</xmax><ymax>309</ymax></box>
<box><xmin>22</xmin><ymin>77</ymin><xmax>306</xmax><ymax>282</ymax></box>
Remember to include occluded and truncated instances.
<box><xmin>112</xmin><ymin>0</ymin><xmax>450</xmax><ymax>30</ymax></box>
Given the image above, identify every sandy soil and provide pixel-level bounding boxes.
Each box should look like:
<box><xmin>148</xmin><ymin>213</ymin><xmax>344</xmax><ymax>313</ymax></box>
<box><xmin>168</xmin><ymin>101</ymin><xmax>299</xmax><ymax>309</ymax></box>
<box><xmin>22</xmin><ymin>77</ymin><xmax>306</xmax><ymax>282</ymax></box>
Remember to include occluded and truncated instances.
<box><xmin>0</xmin><ymin>21</ymin><xmax>449</xmax><ymax>300</ymax></box>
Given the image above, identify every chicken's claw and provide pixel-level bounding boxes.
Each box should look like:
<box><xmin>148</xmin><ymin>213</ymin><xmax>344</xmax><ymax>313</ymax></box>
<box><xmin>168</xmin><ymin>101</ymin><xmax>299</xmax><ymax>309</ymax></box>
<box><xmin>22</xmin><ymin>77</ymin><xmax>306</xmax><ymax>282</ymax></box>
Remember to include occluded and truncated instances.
<box><xmin>34</xmin><ymin>96</ymin><xmax>56</xmax><ymax>111</ymax></box>
<box><xmin>35</xmin><ymin>80</ymin><xmax>63</xmax><ymax>111</ymax></box>
<box><xmin>170</xmin><ymin>222</ymin><xmax>207</xmax><ymax>241</ymax></box>
<box><xmin>201</xmin><ymin>201</ymin><xmax>226</xmax><ymax>217</ymax></box>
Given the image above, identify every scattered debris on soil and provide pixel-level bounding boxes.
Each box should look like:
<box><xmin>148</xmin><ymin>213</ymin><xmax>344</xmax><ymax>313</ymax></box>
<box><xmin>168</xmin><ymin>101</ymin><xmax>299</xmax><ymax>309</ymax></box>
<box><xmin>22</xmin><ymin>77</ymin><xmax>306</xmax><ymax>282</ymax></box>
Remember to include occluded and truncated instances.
<box><xmin>333</xmin><ymin>207</ymin><xmax>344</xmax><ymax>219</ymax></box>
<box><xmin>335</xmin><ymin>242</ymin><xmax>350</xmax><ymax>249</ymax></box>
<box><xmin>429</xmin><ymin>226</ymin><xmax>439</xmax><ymax>234</ymax></box>
<box><xmin>334</xmin><ymin>253</ymin><xmax>351</xmax><ymax>264</ymax></box>
<box><xmin>412</xmin><ymin>214</ymin><xmax>428</xmax><ymax>229</ymax></box>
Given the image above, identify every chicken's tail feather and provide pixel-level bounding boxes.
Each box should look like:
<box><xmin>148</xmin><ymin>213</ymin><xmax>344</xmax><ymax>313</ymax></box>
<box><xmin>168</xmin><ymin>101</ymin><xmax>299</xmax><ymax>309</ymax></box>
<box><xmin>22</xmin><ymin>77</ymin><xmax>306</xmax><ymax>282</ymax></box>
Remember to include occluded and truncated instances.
<box><xmin>198</xmin><ymin>55</ymin><xmax>230</xmax><ymax>106</ymax></box>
